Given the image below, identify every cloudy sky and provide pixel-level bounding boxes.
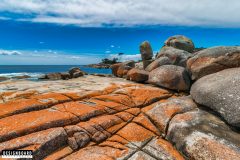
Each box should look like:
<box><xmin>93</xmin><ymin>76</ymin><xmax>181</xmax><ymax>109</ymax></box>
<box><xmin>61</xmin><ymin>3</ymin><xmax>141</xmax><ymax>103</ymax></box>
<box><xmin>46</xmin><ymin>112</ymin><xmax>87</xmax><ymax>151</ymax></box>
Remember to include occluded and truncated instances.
<box><xmin>0</xmin><ymin>0</ymin><xmax>240</xmax><ymax>65</ymax></box>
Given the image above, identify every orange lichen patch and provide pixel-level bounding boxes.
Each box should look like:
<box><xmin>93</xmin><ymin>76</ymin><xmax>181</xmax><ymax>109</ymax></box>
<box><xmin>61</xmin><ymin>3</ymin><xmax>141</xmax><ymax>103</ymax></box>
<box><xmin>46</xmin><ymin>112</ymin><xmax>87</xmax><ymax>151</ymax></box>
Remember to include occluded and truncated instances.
<box><xmin>133</xmin><ymin>113</ymin><xmax>160</xmax><ymax>136</ymax></box>
<box><xmin>1</xmin><ymin>90</ymin><xmax>38</xmax><ymax>102</ymax></box>
<box><xmin>125</xmin><ymin>108</ymin><xmax>140</xmax><ymax>116</ymax></box>
<box><xmin>116</xmin><ymin>123</ymin><xmax>155</xmax><ymax>147</ymax></box>
<box><xmin>90</xmin><ymin>115</ymin><xmax>123</xmax><ymax>130</ymax></box>
<box><xmin>56</xmin><ymin>101</ymin><xmax>105</xmax><ymax>121</ymax></box>
<box><xmin>107</xmin><ymin>135</ymin><xmax>129</xmax><ymax>145</ymax></box>
<box><xmin>114</xmin><ymin>86</ymin><xmax>172</xmax><ymax>106</ymax></box>
<box><xmin>45</xmin><ymin>146</ymin><xmax>73</xmax><ymax>160</ymax></box>
<box><xmin>115</xmin><ymin>111</ymin><xmax>134</xmax><ymax>122</ymax></box>
<box><xmin>0</xmin><ymin>99</ymin><xmax>45</xmax><ymax>119</ymax></box>
<box><xmin>93</xmin><ymin>94</ymin><xmax>135</xmax><ymax>108</ymax></box>
<box><xmin>63</xmin><ymin>146</ymin><xmax>128</xmax><ymax>160</ymax></box>
<box><xmin>143</xmin><ymin>138</ymin><xmax>184</xmax><ymax>160</ymax></box>
<box><xmin>64</xmin><ymin>90</ymin><xmax>103</xmax><ymax>101</ymax></box>
<box><xmin>31</xmin><ymin>92</ymin><xmax>71</xmax><ymax>104</ymax></box>
<box><xmin>107</xmin><ymin>122</ymin><xmax>126</xmax><ymax>134</ymax></box>
<box><xmin>0</xmin><ymin>107</ymin><xmax>78</xmax><ymax>142</ymax></box>
<box><xmin>99</xmin><ymin>141</ymin><xmax>129</xmax><ymax>151</ymax></box>
<box><xmin>188</xmin><ymin>57</ymin><xmax>215</xmax><ymax>69</ymax></box>
<box><xmin>0</xmin><ymin>127</ymin><xmax>67</xmax><ymax>159</ymax></box>
<box><xmin>89</xmin><ymin>99</ymin><xmax>129</xmax><ymax>113</ymax></box>
<box><xmin>101</xmin><ymin>84</ymin><xmax>120</xmax><ymax>94</ymax></box>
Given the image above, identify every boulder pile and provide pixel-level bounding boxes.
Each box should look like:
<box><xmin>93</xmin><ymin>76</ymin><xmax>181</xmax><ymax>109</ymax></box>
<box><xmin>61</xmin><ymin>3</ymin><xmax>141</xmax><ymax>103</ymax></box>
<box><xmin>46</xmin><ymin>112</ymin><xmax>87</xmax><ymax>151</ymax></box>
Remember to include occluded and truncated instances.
<box><xmin>40</xmin><ymin>67</ymin><xmax>87</xmax><ymax>80</ymax></box>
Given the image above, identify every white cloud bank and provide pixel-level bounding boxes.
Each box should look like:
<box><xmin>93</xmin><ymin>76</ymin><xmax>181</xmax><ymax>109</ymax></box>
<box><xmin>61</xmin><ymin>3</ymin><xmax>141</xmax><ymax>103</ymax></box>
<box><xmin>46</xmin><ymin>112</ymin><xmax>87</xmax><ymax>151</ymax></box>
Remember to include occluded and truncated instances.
<box><xmin>0</xmin><ymin>0</ymin><xmax>239</xmax><ymax>27</ymax></box>
<box><xmin>0</xmin><ymin>50</ymin><xmax>22</xmax><ymax>56</ymax></box>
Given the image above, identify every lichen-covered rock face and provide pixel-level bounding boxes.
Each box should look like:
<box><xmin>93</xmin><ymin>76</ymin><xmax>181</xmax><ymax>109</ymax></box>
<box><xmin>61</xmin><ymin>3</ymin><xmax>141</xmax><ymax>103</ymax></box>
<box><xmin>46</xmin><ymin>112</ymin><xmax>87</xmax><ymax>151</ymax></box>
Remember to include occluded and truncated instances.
<box><xmin>127</xmin><ymin>68</ymin><xmax>149</xmax><ymax>83</ymax></box>
<box><xmin>156</xmin><ymin>46</ymin><xmax>193</xmax><ymax>67</ymax></box>
<box><xmin>111</xmin><ymin>61</ymin><xmax>135</xmax><ymax>78</ymax></box>
<box><xmin>166</xmin><ymin>109</ymin><xmax>240</xmax><ymax>160</ymax></box>
<box><xmin>164</xmin><ymin>35</ymin><xmax>195</xmax><ymax>53</ymax></box>
<box><xmin>190</xmin><ymin>68</ymin><xmax>240</xmax><ymax>127</ymax></box>
<box><xmin>140</xmin><ymin>41</ymin><xmax>153</xmax><ymax>69</ymax></box>
<box><xmin>0</xmin><ymin>78</ymin><xmax>240</xmax><ymax>160</ymax></box>
<box><xmin>148</xmin><ymin>65</ymin><xmax>191</xmax><ymax>91</ymax></box>
<box><xmin>145</xmin><ymin>56</ymin><xmax>172</xmax><ymax>72</ymax></box>
<box><xmin>187</xmin><ymin>46</ymin><xmax>240</xmax><ymax>80</ymax></box>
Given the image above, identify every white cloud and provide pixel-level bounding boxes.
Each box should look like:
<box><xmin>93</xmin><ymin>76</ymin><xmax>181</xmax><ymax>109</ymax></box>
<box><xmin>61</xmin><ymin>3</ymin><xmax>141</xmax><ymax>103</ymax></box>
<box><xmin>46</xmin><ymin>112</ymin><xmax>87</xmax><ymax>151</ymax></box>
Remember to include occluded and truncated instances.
<box><xmin>0</xmin><ymin>50</ymin><xmax>22</xmax><ymax>56</ymax></box>
<box><xmin>105</xmin><ymin>50</ymin><xmax>111</xmax><ymax>54</ymax></box>
<box><xmin>110</xmin><ymin>53</ymin><xmax>141</xmax><ymax>61</ymax></box>
<box><xmin>0</xmin><ymin>0</ymin><xmax>239</xmax><ymax>27</ymax></box>
<box><xmin>110</xmin><ymin>45</ymin><xmax>115</xmax><ymax>48</ymax></box>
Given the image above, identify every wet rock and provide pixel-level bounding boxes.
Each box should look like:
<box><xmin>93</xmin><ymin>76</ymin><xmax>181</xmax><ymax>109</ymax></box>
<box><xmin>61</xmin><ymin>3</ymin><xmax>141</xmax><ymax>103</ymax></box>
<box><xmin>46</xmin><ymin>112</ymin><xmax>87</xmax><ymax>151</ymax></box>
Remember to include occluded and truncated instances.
<box><xmin>164</xmin><ymin>35</ymin><xmax>195</xmax><ymax>53</ymax></box>
<box><xmin>148</xmin><ymin>65</ymin><xmax>191</xmax><ymax>91</ymax></box>
<box><xmin>0</xmin><ymin>76</ymin><xmax>9</xmax><ymax>82</ymax></box>
<box><xmin>191</xmin><ymin>68</ymin><xmax>240</xmax><ymax>127</ymax></box>
<box><xmin>187</xmin><ymin>46</ymin><xmax>240</xmax><ymax>80</ymax></box>
<box><xmin>156</xmin><ymin>46</ymin><xmax>192</xmax><ymax>67</ymax></box>
<box><xmin>61</xmin><ymin>72</ymin><xmax>71</xmax><ymax>80</ymax></box>
<box><xmin>166</xmin><ymin>109</ymin><xmax>240</xmax><ymax>160</ymax></box>
<box><xmin>44</xmin><ymin>73</ymin><xmax>62</xmax><ymax>80</ymax></box>
<box><xmin>145</xmin><ymin>56</ymin><xmax>172</xmax><ymax>72</ymax></box>
<box><xmin>140</xmin><ymin>41</ymin><xmax>153</xmax><ymax>69</ymax></box>
<box><xmin>127</xmin><ymin>68</ymin><xmax>149</xmax><ymax>83</ymax></box>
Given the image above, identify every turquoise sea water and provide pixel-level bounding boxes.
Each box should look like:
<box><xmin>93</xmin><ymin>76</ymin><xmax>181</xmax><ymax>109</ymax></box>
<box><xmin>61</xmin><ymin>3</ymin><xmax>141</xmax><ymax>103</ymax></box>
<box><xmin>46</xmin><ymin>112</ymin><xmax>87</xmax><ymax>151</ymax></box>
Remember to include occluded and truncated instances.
<box><xmin>0</xmin><ymin>65</ymin><xmax>112</xmax><ymax>79</ymax></box>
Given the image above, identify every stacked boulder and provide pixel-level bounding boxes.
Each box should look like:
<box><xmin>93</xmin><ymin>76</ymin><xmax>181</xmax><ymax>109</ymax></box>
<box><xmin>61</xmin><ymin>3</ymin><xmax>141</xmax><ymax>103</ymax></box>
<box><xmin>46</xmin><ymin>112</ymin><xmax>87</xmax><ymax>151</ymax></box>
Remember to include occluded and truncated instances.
<box><xmin>140</xmin><ymin>41</ymin><xmax>154</xmax><ymax>69</ymax></box>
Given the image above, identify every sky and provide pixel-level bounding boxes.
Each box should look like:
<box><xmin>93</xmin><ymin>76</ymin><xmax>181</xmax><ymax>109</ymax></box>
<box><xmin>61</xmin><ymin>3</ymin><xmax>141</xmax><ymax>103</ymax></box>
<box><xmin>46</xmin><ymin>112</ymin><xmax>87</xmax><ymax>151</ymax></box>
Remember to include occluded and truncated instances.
<box><xmin>0</xmin><ymin>0</ymin><xmax>240</xmax><ymax>65</ymax></box>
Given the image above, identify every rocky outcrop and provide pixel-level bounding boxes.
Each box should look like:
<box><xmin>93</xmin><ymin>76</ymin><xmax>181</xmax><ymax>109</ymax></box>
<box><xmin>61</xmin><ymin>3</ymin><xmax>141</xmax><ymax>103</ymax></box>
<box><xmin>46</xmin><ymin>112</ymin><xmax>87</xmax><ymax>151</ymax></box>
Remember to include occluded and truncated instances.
<box><xmin>126</xmin><ymin>68</ymin><xmax>149</xmax><ymax>83</ymax></box>
<box><xmin>69</xmin><ymin>67</ymin><xmax>86</xmax><ymax>78</ymax></box>
<box><xmin>111</xmin><ymin>61</ymin><xmax>135</xmax><ymax>78</ymax></box>
<box><xmin>140</xmin><ymin>41</ymin><xmax>153</xmax><ymax>69</ymax></box>
<box><xmin>164</xmin><ymin>35</ymin><xmax>195</xmax><ymax>53</ymax></box>
<box><xmin>187</xmin><ymin>46</ymin><xmax>240</xmax><ymax>80</ymax></box>
<box><xmin>190</xmin><ymin>68</ymin><xmax>240</xmax><ymax>127</ymax></box>
<box><xmin>166</xmin><ymin>109</ymin><xmax>240</xmax><ymax>160</ymax></box>
<box><xmin>148</xmin><ymin>65</ymin><xmax>191</xmax><ymax>91</ymax></box>
<box><xmin>145</xmin><ymin>56</ymin><xmax>172</xmax><ymax>72</ymax></box>
<box><xmin>0</xmin><ymin>76</ymin><xmax>239</xmax><ymax>159</ymax></box>
<box><xmin>156</xmin><ymin>46</ymin><xmax>193</xmax><ymax>67</ymax></box>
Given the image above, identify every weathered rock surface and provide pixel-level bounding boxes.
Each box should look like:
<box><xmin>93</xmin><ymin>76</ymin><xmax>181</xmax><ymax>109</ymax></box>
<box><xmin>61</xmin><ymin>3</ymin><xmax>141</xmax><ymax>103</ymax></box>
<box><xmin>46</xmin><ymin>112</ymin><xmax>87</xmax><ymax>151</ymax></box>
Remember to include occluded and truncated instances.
<box><xmin>166</xmin><ymin>109</ymin><xmax>240</xmax><ymax>160</ymax></box>
<box><xmin>164</xmin><ymin>35</ymin><xmax>195</xmax><ymax>53</ymax></box>
<box><xmin>187</xmin><ymin>46</ymin><xmax>240</xmax><ymax>80</ymax></box>
<box><xmin>148</xmin><ymin>65</ymin><xmax>191</xmax><ymax>91</ymax></box>
<box><xmin>145</xmin><ymin>56</ymin><xmax>172</xmax><ymax>72</ymax></box>
<box><xmin>0</xmin><ymin>76</ymin><xmax>9</xmax><ymax>82</ymax></box>
<box><xmin>69</xmin><ymin>67</ymin><xmax>86</xmax><ymax>78</ymax></box>
<box><xmin>127</xmin><ymin>68</ymin><xmax>149</xmax><ymax>83</ymax></box>
<box><xmin>191</xmin><ymin>68</ymin><xmax>240</xmax><ymax>127</ymax></box>
<box><xmin>140</xmin><ymin>41</ymin><xmax>153</xmax><ymax>69</ymax></box>
<box><xmin>112</xmin><ymin>61</ymin><xmax>135</xmax><ymax>78</ymax></box>
<box><xmin>0</xmin><ymin>76</ymin><xmax>240</xmax><ymax>159</ymax></box>
<box><xmin>156</xmin><ymin>46</ymin><xmax>192</xmax><ymax>67</ymax></box>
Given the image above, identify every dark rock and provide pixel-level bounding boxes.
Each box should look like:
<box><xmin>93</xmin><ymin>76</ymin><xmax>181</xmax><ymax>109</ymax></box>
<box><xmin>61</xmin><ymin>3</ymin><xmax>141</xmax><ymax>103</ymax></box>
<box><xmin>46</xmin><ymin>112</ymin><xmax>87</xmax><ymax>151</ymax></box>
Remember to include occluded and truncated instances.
<box><xmin>140</xmin><ymin>41</ymin><xmax>153</xmax><ymax>69</ymax></box>
<box><xmin>44</xmin><ymin>73</ymin><xmax>62</xmax><ymax>80</ymax></box>
<box><xmin>148</xmin><ymin>65</ymin><xmax>191</xmax><ymax>91</ymax></box>
<box><xmin>190</xmin><ymin>68</ymin><xmax>240</xmax><ymax>127</ymax></box>
<box><xmin>0</xmin><ymin>76</ymin><xmax>9</xmax><ymax>82</ymax></box>
<box><xmin>126</xmin><ymin>68</ymin><xmax>149</xmax><ymax>83</ymax></box>
<box><xmin>61</xmin><ymin>73</ymin><xmax>71</xmax><ymax>80</ymax></box>
<box><xmin>145</xmin><ymin>56</ymin><xmax>172</xmax><ymax>72</ymax></box>
<box><xmin>12</xmin><ymin>75</ymin><xmax>31</xmax><ymax>79</ymax></box>
<box><xmin>187</xmin><ymin>46</ymin><xmax>240</xmax><ymax>80</ymax></box>
<box><xmin>164</xmin><ymin>35</ymin><xmax>195</xmax><ymax>53</ymax></box>
<box><xmin>166</xmin><ymin>109</ymin><xmax>240</xmax><ymax>160</ymax></box>
<box><xmin>69</xmin><ymin>67</ymin><xmax>86</xmax><ymax>78</ymax></box>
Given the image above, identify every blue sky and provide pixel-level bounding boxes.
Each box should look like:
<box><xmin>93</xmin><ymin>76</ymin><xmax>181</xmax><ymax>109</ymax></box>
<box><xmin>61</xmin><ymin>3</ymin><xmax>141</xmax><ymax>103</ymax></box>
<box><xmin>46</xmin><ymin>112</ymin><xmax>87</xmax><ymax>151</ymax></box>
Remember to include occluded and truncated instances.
<box><xmin>0</xmin><ymin>0</ymin><xmax>240</xmax><ymax>65</ymax></box>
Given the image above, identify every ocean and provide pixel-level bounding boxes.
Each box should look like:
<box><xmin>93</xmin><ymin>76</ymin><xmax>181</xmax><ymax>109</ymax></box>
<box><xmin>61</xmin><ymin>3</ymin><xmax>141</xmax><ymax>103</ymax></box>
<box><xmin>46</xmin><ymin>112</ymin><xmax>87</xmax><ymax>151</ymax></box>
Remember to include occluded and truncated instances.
<box><xmin>0</xmin><ymin>65</ymin><xmax>112</xmax><ymax>79</ymax></box>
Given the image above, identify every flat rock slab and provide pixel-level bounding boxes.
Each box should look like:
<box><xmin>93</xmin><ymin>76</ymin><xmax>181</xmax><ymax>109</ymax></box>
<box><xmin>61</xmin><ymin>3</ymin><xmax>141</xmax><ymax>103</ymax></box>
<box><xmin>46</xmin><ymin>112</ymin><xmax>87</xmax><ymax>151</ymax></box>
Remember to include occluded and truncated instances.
<box><xmin>0</xmin><ymin>77</ymin><xmax>239</xmax><ymax>160</ymax></box>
